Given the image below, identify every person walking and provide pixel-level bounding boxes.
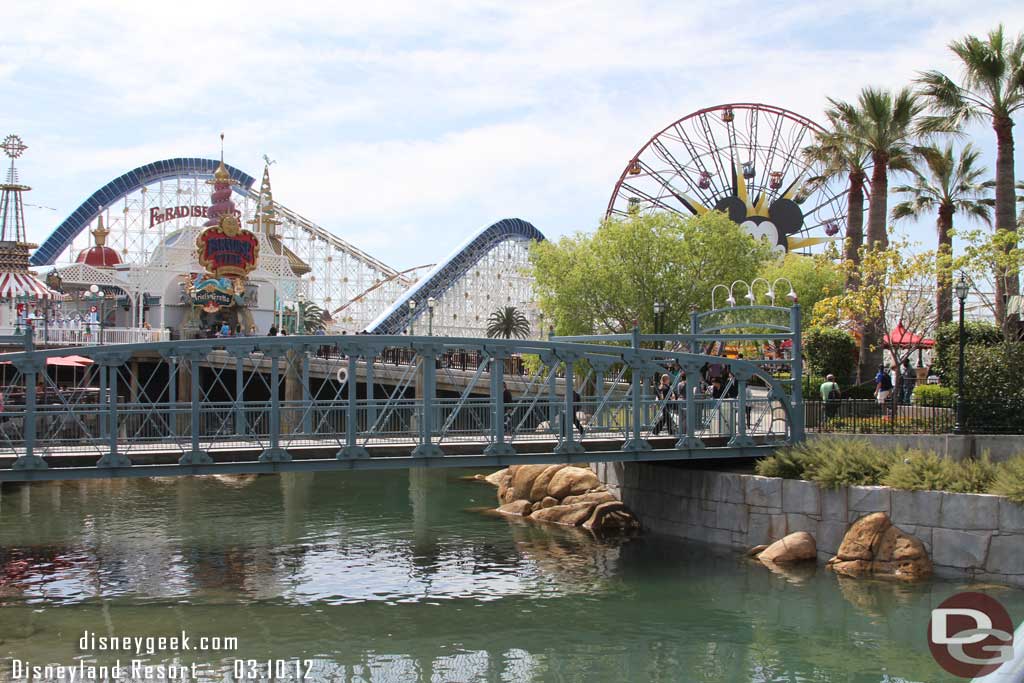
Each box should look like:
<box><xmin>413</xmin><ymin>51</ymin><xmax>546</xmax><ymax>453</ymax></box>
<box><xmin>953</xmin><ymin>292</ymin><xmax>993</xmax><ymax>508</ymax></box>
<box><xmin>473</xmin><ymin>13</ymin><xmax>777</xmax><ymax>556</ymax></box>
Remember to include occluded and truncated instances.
<box><xmin>652</xmin><ymin>373</ymin><xmax>676</xmax><ymax>436</ymax></box>
<box><xmin>900</xmin><ymin>358</ymin><xmax>916</xmax><ymax>404</ymax></box>
<box><xmin>874</xmin><ymin>364</ymin><xmax>894</xmax><ymax>418</ymax></box>
<box><xmin>820</xmin><ymin>374</ymin><xmax>842</xmax><ymax>424</ymax></box>
<box><xmin>502</xmin><ymin>381</ymin><xmax>514</xmax><ymax>433</ymax></box>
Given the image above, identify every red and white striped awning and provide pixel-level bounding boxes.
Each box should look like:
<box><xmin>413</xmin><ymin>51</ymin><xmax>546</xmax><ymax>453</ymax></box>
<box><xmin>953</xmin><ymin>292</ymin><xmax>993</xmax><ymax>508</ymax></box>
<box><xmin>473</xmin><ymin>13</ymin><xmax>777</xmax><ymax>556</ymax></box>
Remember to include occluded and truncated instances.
<box><xmin>0</xmin><ymin>272</ymin><xmax>62</xmax><ymax>300</ymax></box>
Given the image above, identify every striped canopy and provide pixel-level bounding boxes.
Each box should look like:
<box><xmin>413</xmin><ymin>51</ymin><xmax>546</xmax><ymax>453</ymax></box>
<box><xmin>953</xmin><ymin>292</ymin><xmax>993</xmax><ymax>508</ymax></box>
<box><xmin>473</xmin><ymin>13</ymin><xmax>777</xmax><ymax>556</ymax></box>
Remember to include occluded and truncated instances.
<box><xmin>0</xmin><ymin>272</ymin><xmax>61</xmax><ymax>300</ymax></box>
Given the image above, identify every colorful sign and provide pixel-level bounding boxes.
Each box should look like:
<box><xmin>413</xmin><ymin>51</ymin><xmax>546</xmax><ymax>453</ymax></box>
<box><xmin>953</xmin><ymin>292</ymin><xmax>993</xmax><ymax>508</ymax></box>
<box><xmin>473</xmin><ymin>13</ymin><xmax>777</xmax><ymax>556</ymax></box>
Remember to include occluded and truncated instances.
<box><xmin>196</xmin><ymin>214</ymin><xmax>259</xmax><ymax>278</ymax></box>
<box><xmin>187</xmin><ymin>275</ymin><xmax>244</xmax><ymax>312</ymax></box>
<box><xmin>150</xmin><ymin>205</ymin><xmax>241</xmax><ymax>228</ymax></box>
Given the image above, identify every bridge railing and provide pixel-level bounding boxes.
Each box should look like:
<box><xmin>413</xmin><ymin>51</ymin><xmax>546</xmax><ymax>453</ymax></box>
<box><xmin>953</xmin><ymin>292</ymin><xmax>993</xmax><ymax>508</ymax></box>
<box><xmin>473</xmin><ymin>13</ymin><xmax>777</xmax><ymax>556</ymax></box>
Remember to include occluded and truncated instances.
<box><xmin>0</xmin><ymin>326</ymin><xmax>170</xmax><ymax>347</ymax></box>
<box><xmin>0</xmin><ymin>327</ymin><xmax>800</xmax><ymax>476</ymax></box>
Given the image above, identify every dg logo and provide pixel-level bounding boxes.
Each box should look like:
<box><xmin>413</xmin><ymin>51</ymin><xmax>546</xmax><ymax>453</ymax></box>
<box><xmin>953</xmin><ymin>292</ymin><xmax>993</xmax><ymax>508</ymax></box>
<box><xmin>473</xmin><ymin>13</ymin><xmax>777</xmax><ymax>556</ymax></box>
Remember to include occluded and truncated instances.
<box><xmin>928</xmin><ymin>592</ymin><xmax>1020</xmax><ymax>679</ymax></box>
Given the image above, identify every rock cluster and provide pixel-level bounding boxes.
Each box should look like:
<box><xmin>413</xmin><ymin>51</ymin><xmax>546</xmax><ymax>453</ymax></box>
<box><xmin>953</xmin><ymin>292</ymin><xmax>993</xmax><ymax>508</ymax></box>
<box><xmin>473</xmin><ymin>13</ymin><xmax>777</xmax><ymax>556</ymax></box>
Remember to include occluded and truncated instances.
<box><xmin>750</xmin><ymin>531</ymin><xmax>817</xmax><ymax>565</ymax></box>
<box><xmin>484</xmin><ymin>465</ymin><xmax>639</xmax><ymax>532</ymax></box>
<box><xmin>827</xmin><ymin>512</ymin><xmax>932</xmax><ymax>579</ymax></box>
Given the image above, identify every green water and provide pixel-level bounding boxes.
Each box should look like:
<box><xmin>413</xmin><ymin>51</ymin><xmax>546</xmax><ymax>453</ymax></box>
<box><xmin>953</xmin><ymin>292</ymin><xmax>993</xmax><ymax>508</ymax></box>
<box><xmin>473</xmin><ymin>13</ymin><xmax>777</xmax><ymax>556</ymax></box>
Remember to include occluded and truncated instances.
<box><xmin>1</xmin><ymin>471</ymin><xmax>1022</xmax><ymax>683</ymax></box>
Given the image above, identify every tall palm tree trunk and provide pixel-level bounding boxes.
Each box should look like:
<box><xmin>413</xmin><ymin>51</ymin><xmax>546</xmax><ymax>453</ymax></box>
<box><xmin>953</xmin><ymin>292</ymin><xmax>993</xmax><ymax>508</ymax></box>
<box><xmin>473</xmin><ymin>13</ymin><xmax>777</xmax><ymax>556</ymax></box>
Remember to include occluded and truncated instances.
<box><xmin>994</xmin><ymin>117</ymin><xmax>1019</xmax><ymax>337</ymax></box>
<box><xmin>845</xmin><ymin>171</ymin><xmax>866</xmax><ymax>277</ymax></box>
<box><xmin>936</xmin><ymin>205</ymin><xmax>954</xmax><ymax>325</ymax></box>
<box><xmin>866</xmin><ymin>154</ymin><xmax>889</xmax><ymax>249</ymax></box>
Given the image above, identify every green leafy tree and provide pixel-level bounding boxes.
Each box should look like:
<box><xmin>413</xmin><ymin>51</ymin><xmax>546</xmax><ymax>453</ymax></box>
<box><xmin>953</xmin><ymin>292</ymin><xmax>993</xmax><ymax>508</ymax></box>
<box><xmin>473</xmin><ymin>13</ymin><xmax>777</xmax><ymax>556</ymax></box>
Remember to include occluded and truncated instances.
<box><xmin>812</xmin><ymin>239</ymin><xmax>937</xmax><ymax>386</ymax></box>
<box><xmin>486</xmin><ymin>306</ymin><xmax>531</xmax><ymax>339</ymax></box>
<box><xmin>930</xmin><ymin>320</ymin><xmax>1002</xmax><ymax>380</ymax></box>
<box><xmin>529</xmin><ymin>211</ymin><xmax>771</xmax><ymax>336</ymax></box>
<box><xmin>918</xmin><ymin>25</ymin><xmax>1024</xmax><ymax>333</ymax></box>
<box><xmin>803</xmin><ymin>119</ymin><xmax>870</xmax><ymax>270</ymax></box>
<box><xmin>757</xmin><ymin>253</ymin><xmax>843</xmax><ymax>329</ymax></box>
<box><xmin>803</xmin><ymin>326</ymin><xmax>857</xmax><ymax>383</ymax></box>
<box><xmin>891</xmin><ymin>142</ymin><xmax>994</xmax><ymax>324</ymax></box>
<box><xmin>827</xmin><ymin>87</ymin><xmax>925</xmax><ymax>250</ymax></box>
<box><xmin>957</xmin><ymin>224</ymin><xmax>1024</xmax><ymax>322</ymax></box>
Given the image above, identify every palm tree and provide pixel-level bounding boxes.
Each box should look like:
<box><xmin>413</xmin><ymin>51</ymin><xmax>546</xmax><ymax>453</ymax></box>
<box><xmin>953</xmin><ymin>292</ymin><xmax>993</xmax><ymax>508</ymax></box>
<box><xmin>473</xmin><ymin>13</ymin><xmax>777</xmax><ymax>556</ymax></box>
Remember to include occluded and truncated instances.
<box><xmin>891</xmin><ymin>143</ymin><xmax>994</xmax><ymax>324</ymax></box>
<box><xmin>917</xmin><ymin>25</ymin><xmax>1024</xmax><ymax>333</ymax></box>
<box><xmin>803</xmin><ymin>118</ymin><xmax>871</xmax><ymax>272</ymax></box>
<box><xmin>1017</xmin><ymin>180</ymin><xmax>1024</xmax><ymax>228</ymax></box>
<box><xmin>486</xmin><ymin>306</ymin><xmax>530</xmax><ymax>339</ymax></box>
<box><xmin>299</xmin><ymin>302</ymin><xmax>326</xmax><ymax>333</ymax></box>
<box><xmin>827</xmin><ymin>86</ymin><xmax>925</xmax><ymax>251</ymax></box>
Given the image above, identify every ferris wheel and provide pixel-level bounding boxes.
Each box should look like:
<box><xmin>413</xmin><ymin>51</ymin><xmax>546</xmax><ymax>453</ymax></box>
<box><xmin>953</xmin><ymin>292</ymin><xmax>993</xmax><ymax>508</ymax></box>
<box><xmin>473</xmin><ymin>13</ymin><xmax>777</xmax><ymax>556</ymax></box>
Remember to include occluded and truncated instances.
<box><xmin>606</xmin><ymin>103</ymin><xmax>847</xmax><ymax>255</ymax></box>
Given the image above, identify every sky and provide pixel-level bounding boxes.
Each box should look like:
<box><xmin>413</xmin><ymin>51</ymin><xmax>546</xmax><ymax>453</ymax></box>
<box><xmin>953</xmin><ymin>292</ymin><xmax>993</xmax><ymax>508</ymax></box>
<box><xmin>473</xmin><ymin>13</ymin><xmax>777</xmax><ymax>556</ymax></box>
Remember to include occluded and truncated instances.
<box><xmin>3</xmin><ymin>0</ymin><xmax>1023</xmax><ymax>272</ymax></box>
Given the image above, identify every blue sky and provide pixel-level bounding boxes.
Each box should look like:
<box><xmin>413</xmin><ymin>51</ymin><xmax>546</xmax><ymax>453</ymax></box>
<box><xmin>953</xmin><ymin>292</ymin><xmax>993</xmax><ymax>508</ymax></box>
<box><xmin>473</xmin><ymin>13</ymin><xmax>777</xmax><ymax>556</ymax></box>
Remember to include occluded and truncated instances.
<box><xmin>3</xmin><ymin>1</ymin><xmax>1023</xmax><ymax>270</ymax></box>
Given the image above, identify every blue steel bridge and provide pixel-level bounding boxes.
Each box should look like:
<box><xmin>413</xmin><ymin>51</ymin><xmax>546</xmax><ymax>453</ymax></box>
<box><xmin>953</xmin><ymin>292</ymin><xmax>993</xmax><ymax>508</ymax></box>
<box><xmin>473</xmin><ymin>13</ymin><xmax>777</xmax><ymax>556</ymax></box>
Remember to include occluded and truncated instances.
<box><xmin>0</xmin><ymin>305</ymin><xmax>803</xmax><ymax>482</ymax></box>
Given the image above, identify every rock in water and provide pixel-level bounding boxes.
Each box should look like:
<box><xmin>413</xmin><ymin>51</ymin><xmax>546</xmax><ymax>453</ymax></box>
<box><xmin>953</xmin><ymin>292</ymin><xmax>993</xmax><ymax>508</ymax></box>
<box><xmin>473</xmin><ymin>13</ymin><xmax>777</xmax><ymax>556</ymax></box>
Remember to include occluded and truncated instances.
<box><xmin>484</xmin><ymin>468</ymin><xmax>508</xmax><ymax>487</ymax></box>
<box><xmin>530</xmin><ymin>502</ymin><xmax>597</xmax><ymax>526</ymax></box>
<box><xmin>757</xmin><ymin>532</ymin><xmax>817</xmax><ymax>564</ymax></box>
<box><xmin>546</xmin><ymin>467</ymin><xmax>600</xmax><ymax>499</ymax></box>
<box><xmin>538</xmin><ymin>496</ymin><xmax>559</xmax><ymax>509</ymax></box>
<box><xmin>510</xmin><ymin>464</ymin><xmax>555</xmax><ymax>502</ymax></box>
<box><xmin>828</xmin><ymin>512</ymin><xmax>932</xmax><ymax>579</ymax></box>
<box><xmin>497</xmin><ymin>500</ymin><xmax>532</xmax><ymax>516</ymax></box>
<box><xmin>528</xmin><ymin>464</ymin><xmax>568</xmax><ymax>502</ymax></box>
<box><xmin>562</xmin><ymin>490</ymin><xmax>616</xmax><ymax>506</ymax></box>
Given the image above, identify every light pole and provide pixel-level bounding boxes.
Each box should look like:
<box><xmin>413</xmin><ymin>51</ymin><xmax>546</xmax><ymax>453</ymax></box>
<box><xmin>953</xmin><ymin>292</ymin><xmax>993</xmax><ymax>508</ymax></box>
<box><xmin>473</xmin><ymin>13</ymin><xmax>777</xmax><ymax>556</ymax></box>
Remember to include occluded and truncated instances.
<box><xmin>88</xmin><ymin>284</ymin><xmax>106</xmax><ymax>344</ymax></box>
<box><xmin>427</xmin><ymin>297</ymin><xmax>436</xmax><ymax>336</ymax></box>
<box><xmin>653</xmin><ymin>301</ymin><xmax>665</xmax><ymax>349</ymax></box>
<box><xmin>408</xmin><ymin>299</ymin><xmax>417</xmax><ymax>336</ymax></box>
<box><xmin>297</xmin><ymin>292</ymin><xmax>306</xmax><ymax>334</ymax></box>
<box><xmin>954</xmin><ymin>272</ymin><xmax>969</xmax><ymax>434</ymax></box>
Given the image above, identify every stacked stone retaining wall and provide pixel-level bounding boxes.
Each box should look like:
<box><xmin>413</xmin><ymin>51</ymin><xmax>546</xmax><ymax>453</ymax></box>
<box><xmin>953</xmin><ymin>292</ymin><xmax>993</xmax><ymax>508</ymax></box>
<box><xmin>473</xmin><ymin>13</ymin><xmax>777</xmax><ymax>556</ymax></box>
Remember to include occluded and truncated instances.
<box><xmin>615</xmin><ymin>463</ymin><xmax>1024</xmax><ymax>588</ymax></box>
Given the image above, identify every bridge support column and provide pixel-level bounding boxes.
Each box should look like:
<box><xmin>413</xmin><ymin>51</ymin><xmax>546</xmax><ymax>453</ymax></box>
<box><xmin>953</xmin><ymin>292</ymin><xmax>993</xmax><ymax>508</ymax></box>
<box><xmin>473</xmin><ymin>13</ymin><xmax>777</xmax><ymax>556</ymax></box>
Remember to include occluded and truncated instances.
<box><xmin>366</xmin><ymin>359</ymin><xmax>377</xmax><ymax>430</ymax></box>
<box><xmin>484</xmin><ymin>348</ymin><xmax>515</xmax><ymax>457</ymax></box>
<box><xmin>260</xmin><ymin>349</ymin><xmax>291</xmax><ymax>462</ymax></box>
<box><xmin>338</xmin><ymin>351</ymin><xmax>369</xmax><ymax>459</ymax></box>
<box><xmin>622</xmin><ymin>327</ymin><xmax>651</xmax><ymax>453</ymax></box>
<box><xmin>727</xmin><ymin>369</ymin><xmax>755</xmax><ymax>448</ymax></box>
<box><xmin>180</xmin><ymin>351</ymin><xmax>213</xmax><ymax>465</ymax></box>
<box><xmin>302</xmin><ymin>352</ymin><xmax>312</xmax><ymax>435</ymax></box>
<box><xmin>12</xmin><ymin>357</ymin><xmax>46</xmax><ymax>470</ymax></box>
<box><xmin>790</xmin><ymin>304</ymin><xmax>805</xmax><ymax>442</ymax></box>
<box><xmin>555</xmin><ymin>354</ymin><xmax>584</xmax><ymax>456</ymax></box>
<box><xmin>176</xmin><ymin>357</ymin><xmax>191</xmax><ymax>436</ymax></box>
<box><xmin>234</xmin><ymin>355</ymin><xmax>245</xmax><ymax>437</ymax></box>
<box><xmin>412</xmin><ymin>345</ymin><xmax>443</xmax><ymax>458</ymax></box>
<box><xmin>547</xmin><ymin>361</ymin><xmax>557</xmax><ymax>434</ymax></box>
<box><xmin>98</xmin><ymin>363</ymin><xmax>107</xmax><ymax>439</ymax></box>
<box><xmin>167</xmin><ymin>357</ymin><xmax>177</xmax><ymax>438</ymax></box>
<box><xmin>675</xmin><ymin>362</ymin><xmax>705</xmax><ymax>450</ymax></box>
<box><xmin>98</xmin><ymin>359</ymin><xmax>131</xmax><ymax>468</ymax></box>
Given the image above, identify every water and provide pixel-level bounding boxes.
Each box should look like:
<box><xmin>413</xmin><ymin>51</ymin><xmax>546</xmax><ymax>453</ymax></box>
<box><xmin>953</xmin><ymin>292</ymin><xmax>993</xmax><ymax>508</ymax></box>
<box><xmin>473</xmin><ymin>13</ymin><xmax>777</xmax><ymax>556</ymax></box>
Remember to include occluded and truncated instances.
<box><xmin>1</xmin><ymin>471</ymin><xmax>1022</xmax><ymax>683</ymax></box>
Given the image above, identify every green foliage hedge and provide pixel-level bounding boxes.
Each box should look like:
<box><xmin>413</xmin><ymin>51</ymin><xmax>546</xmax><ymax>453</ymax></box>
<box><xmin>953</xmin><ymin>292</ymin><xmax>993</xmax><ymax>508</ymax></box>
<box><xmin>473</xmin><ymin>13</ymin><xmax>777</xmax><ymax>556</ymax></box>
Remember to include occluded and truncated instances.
<box><xmin>804</xmin><ymin>326</ymin><xmax>857</xmax><ymax>382</ymax></box>
<box><xmin>756</xmin><ymin>438</ymin><xmax>1024</xmax><ymax>501</ymax></box>
<box><xmin>931</xmin><ymin>320</ymin><xmax>1002</xmax><ymax>381</ymax></box>
<box><xmin>912</xmin><ymin>384</ymin><xmax>955</xmax><ymax>407</ymax></box>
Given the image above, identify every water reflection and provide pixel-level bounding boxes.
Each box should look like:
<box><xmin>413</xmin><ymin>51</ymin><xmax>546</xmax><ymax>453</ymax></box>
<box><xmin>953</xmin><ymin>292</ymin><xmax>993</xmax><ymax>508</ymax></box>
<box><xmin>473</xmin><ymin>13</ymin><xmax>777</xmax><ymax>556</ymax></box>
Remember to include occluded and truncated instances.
<box><xmin>1</xmin><ymin>473</ymin><xmax>1022</xmax><ymax>682</ymax></box>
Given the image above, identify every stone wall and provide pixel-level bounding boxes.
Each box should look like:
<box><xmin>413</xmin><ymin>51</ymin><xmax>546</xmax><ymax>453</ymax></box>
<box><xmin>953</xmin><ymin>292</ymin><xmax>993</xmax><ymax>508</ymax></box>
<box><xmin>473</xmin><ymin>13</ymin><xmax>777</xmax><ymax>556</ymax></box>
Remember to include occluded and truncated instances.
<box><xmin>619</xmin><ymin>463</ymin><xmax>1024</xmax><ymax>588</ymax></box>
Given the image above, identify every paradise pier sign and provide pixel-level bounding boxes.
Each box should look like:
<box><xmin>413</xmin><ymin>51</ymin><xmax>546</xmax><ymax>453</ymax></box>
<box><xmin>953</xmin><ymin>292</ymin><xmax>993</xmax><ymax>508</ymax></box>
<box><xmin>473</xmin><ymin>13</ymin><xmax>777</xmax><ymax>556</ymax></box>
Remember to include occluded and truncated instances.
<box><xmin>196</xmin><ymin>214</ymin><xmax>259</xmax><ymax>279</ymax></box>
<box><xmin>150</xmin><ymin>205</ymin><xmax>241</xmax><ymax>228</ymax></box>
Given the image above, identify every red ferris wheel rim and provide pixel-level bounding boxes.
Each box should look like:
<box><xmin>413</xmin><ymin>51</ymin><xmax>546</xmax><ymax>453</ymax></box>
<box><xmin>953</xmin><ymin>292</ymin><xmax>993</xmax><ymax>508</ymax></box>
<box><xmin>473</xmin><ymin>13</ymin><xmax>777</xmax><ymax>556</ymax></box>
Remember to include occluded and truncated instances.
<box><xmin>605</xmin><ymin>102</ymin><xmax>829</xmax><ymax>219</ymax></box>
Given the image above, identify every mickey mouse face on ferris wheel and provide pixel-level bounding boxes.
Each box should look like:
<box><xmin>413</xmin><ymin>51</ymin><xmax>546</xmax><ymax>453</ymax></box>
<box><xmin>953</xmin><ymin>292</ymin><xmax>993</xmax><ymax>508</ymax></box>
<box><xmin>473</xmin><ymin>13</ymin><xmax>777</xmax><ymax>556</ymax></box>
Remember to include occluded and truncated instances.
<box><xmin>713</xmin><ymin>194</ymin><xmax>804</xmax><ymax>256</ymax></box>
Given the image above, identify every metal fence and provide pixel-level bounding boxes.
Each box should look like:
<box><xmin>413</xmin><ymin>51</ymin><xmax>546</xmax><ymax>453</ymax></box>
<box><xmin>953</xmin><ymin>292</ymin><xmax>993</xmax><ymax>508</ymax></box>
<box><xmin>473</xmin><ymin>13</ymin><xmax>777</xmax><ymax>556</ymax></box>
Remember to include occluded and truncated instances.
<box><xmin>805</xmin><ymin>398</ymin><xmax>1024</xmax><ymax>435</ymax></box>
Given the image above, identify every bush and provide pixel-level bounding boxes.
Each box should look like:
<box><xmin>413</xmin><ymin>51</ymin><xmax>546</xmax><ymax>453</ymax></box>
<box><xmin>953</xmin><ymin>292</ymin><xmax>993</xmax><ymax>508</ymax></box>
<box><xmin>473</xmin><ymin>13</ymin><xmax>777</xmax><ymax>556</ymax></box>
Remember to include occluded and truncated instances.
<box><xmin>991</xmin><ymin>454</ymin><xmax>1024</xmax><ymax>504</ymax></box>
<box><xmin>912</xmin><ymin>385</ymin><xmax>955</xmax><ymax>407</ymax></box>
<box><xmin>804</xmin><ymin>326</ymin><xmax>857</xmax><ymax>383</ymax></box>
<box><xmin>883</xmin><ymin>452</ymin><xmax>996</xmax><ymax>494</ymax></box>
<box><xmin>756</xmin><ymin>438</ymin><xmax>894</xmax><ymax>488</ymax></box>
<box><xmin>931</xmin><ymin>320</ymin><xmax>1002</xmax><ymax>381</ymax></box>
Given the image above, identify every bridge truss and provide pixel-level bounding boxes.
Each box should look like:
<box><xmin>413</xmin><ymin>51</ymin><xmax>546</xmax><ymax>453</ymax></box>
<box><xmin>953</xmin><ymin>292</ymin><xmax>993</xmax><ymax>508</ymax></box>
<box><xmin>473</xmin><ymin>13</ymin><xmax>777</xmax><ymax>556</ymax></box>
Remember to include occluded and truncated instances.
<box><xmin>0</xmin><ymin>304</ymin><xmax>802</xmax><ymax>481</ymax></box>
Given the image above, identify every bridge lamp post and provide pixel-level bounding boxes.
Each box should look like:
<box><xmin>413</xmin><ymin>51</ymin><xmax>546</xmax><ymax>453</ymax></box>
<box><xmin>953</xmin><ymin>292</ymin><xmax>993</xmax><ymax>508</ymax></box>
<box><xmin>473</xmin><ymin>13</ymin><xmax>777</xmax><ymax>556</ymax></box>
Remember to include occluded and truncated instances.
<box><xmin>953</xmin><ymin>272</ymin><xmax>969</xmax><ymax>435</ymax></box>
<box><xmin>408</xmin><ymin>299</ymin><xmax>417</xmax><ymax>336</ymax></box>
<box><xmin>87</xmin><ymin>284</ymin><xmax>106</xmax><ymax>345</ymax></box>
<box><xmin>653</xmin><ymin>301</ymin><xmax>665</xmax><ymax>349</ymax></box>
<box><xmin>297</xmin><ymin>292</ymin><xmax>306</xmax><ymax>334</ymax></box>
<box><xmin>427</xmin><ymin>297</ymin><xmax>436</xmax><ymax>336</ymax></box>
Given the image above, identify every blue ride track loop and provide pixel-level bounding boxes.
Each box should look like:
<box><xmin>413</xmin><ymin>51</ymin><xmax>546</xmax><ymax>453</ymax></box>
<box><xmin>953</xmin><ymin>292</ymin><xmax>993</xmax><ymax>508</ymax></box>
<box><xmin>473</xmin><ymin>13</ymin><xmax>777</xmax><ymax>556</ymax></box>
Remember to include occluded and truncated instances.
<box><xmin>365</xmin><ymin>217</ymin><xmax>546</xmax><ymax>335</ymax></box>
<box><xmin>31</xmin><ymin>158</ymin><xmax>256</xmax><ymax>266</ymax></box>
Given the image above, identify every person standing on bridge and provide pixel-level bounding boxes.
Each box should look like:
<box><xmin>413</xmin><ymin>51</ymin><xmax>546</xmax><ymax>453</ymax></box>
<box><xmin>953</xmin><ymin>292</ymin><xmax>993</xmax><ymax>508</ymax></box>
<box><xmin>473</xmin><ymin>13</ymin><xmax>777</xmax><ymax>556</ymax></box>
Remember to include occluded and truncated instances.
<box><xmin>652</xmin><ymin>374</ymin><xmax>676</xmax><ymax>436</ymax></box>
<box><xmin>502</xmin><ymin>382</ymin><xmax>514</xmax><ymax>433</ymax></box>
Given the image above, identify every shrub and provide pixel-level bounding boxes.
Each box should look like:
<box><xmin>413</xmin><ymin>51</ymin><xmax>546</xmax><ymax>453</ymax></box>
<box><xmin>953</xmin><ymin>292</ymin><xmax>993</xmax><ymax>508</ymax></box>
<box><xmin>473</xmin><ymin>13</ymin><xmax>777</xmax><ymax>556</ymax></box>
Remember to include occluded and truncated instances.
<box><xmin>804</xmin><ymin>326</ymin><xmax>857</xmax><ymax>382</ymax></box>
<box><xmin>807</xmin><ymin>444</ymin><xmax>897</xmax><ymax>489</ymax></box>
<box><xmin>991</xmin><ymin>454</ymin><xmax>1024</xmax><ymax>504</ymax></box>
<box><xmin>755</xmin><ymin>445</ymin><xmax>816</xmax><ymax>479</ymax></box>
<box><xmin>912</xmin><ymin>384</ymin><xmax>954</xmax><ymax>407</ymax></box>
<box><xmin>883</xmin><ymin>452</ymin><xmax>995</xmax><ymax>494</ymax></box>
<box><xmin>931</xmin><ymin>320</ymin><xmax>1002</xmax><ymax>381</ymax></box>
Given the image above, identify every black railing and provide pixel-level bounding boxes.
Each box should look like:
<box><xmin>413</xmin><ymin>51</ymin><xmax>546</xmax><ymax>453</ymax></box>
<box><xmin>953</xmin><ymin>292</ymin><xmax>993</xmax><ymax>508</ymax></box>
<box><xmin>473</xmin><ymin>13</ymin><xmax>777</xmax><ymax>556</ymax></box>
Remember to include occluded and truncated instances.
<box><xmin>805</xmin><ymin>398</ymin><xmax>1024</xmax><ymax>435</ymax></box>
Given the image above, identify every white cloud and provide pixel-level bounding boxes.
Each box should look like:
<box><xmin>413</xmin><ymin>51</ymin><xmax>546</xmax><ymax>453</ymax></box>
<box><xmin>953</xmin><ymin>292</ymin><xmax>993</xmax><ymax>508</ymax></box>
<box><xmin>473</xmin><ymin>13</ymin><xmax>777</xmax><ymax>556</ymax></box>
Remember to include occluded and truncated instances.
<box><xmin>5</xmin><ymin>0</ymin><xmax>1024</xmax><ymax>267</ymax></box>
